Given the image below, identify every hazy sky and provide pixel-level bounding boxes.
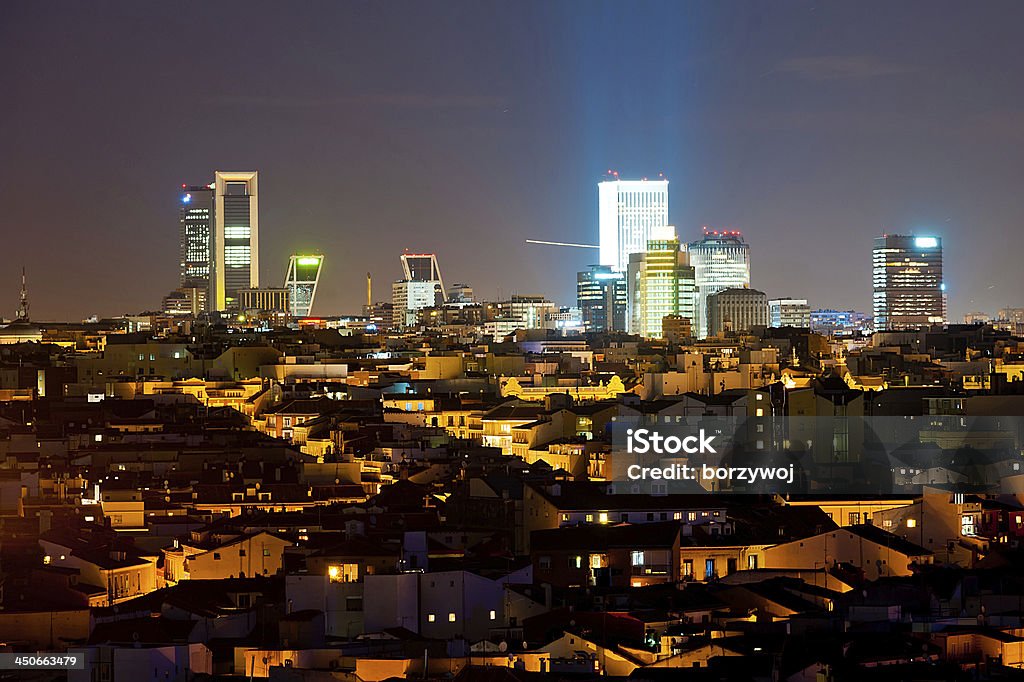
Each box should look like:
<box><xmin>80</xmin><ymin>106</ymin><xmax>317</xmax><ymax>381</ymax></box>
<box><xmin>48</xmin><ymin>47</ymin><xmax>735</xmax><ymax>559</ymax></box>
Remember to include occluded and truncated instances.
<box><xmin>2</xmin><ymin>1</ymin><xmax>1023</xmax><ymax>321</ymax></box>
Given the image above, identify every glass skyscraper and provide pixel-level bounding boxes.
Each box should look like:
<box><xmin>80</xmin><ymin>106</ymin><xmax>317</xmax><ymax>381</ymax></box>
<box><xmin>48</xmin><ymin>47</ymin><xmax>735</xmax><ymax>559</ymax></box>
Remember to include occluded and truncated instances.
<box><xmin>872</xmin><ymin>234</ymin><xmax>945</xmax><ymax>330</ymax></box>
<box><xmin>211</xmin><ymin>171</ymin><xmax>259</xmax><ymax>312</ymax></box>
<box><xmin>577</xmin><ymin>265</ymin><xmax>627</xmax><ymax>333</ymax></box>
<box><xmin>179</xmin><ymin>184</ymin><xmax>214</xmax><ymax>297</ymax></box>
<box><xmin>627</xmin><ymin>232</ymin><xmax>697</xmax><ymax>339</ymax></box>
<box><xmin>687</xmin><ymin>232</ymin><xmax>751</xmax><ymax>338</ymax></box>
<box><xmin>284</xmin><ymin>254</ymin><xmax>324</xmax><ymax>318</ymax></box>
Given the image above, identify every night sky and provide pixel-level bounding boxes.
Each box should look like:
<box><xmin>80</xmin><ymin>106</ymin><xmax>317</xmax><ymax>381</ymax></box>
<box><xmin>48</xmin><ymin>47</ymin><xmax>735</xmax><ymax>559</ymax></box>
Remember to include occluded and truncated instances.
<box><xmin>3</xmin><ymin>1</ymin><xmax>1023</xmax><ymax>321</ymax></box>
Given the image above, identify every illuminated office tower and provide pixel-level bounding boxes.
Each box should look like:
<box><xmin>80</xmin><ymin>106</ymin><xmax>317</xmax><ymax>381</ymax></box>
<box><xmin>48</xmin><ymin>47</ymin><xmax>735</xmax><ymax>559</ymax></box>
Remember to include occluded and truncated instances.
<box><xmin>577</xmin><ymin>265</ymin><xmax>627</xmax><ymax>332</ymax></box>
<box><xmin>211</xmin><ymin>171</ymin><xmax>259</xmax><ymax>311</ymax></box>
<box><xmin>626</xmin><ymin>229</ymin><xmax>697</xmax><ymax>339</ymax></box>
<box><xmin>393</xmin><ymin>252</ymin><xmax>445</xmax><ymax>327</ymax></box>
<box><xmin>598</xmin><ymin>176</ymin><xmax>669</xmax><ymax>272</ymax></box>
<box><xmin>687</xmin><ymin>231</ymin><xmax>751</xmax><ymax>338</ymax></box>
<box><xmin>284</xmin><ymin>254</ymin><xmax>324</xmax><ymax>317</ymax></box>
<box><xmin>872</xmin><ymin>235</ymin><xmax>945</xmax><ymax>330</ymax></box>
<box><xmin>178</xmin><ymin>184</ymin><xmax>214</xmax><ymax>303</ymax></box>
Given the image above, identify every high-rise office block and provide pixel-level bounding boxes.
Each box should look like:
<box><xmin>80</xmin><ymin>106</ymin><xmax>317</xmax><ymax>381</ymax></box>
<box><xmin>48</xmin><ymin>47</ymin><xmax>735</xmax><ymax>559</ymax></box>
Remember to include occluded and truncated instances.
<box><xmin>768</xmin><ymin>298</ymin><xmax>811</xmax><ymax>328</ymax></box>
<box><xmin>687</xmin><ymin>231</ymin><xmax>751</xmax><ymax>338</ymax></box>
<box><xmin>598</xmin><ymin>177</ymin><xmax>669</xmax><ymax>272</ymax></box>
<box><xmin>179</xmin><ymin>184</ymin><xmax>214</xmax><ymax>302</ymax></box>
<box><xmin>577</xmin><ymin>265</ymin><xmax>627</xmax><ymax>333</ymax></box>
<box><xmin>706</xmin><ymin>287</ymin><xmax>768</xmax><ymax>336</ymax></box>
<box><xmin>393</xmin><ymin>253</ymin><xmax>445</xmax><ymax>327</ymax></box>
<box><xmin>626</xmin><ymin>230</ymin><xmax>698</xmax><ymax>340</ymax></box>
<box><xmin>284</xmin><ymin>254</ymin><xmax>324</xmax><ymax>318</ymax></box>
<box><xmin>872</xmin><ymin>235</ymin><xmax>945</xmax><ymax>330</ymax></box>
<box><xmin>211</xmin><ymin>171</ymin><xmax>259</xmax><ymax>312</ymax></box>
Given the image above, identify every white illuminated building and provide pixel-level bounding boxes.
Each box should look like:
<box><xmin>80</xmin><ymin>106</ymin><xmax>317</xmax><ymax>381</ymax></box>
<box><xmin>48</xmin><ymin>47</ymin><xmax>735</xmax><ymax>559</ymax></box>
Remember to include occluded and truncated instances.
<box><xmin>687</xmin><ymin>231</ymin><xmax>751</xmax><ymax>338</ymax></box>
<box><xmin>392</xmin><ymin>252</ymin><xmax>446</xmax><ymax>327</ymax></box>
<box><xmin>598</xmin><ymin>176</ymin><xmax>669</xmax><ymax>272</ymax></box>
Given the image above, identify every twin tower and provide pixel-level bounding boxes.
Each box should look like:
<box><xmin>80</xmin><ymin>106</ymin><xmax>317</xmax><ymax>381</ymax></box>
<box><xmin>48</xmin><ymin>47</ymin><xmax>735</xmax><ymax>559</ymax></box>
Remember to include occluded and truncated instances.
<box><xmin>176</xmin><ymin>171</ymin><xmax>322</xmax><ymax>318</ymax></box>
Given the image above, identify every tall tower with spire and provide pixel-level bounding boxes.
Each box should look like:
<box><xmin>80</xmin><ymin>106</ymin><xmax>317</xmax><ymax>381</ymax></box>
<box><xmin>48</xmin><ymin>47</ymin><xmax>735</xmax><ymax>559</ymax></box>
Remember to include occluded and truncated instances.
<box><xmin>16</xmin><ymin>267</ymin><xmax>29</xmax><ymax>321</ymax></box>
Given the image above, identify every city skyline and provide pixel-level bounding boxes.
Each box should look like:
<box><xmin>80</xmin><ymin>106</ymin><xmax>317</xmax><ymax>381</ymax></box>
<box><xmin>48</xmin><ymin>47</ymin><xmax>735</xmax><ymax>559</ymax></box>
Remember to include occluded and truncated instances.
<box><xmin>3</xmin><ymin>2</ymin><xmax>1024</xmax><ymax>321</ymax></box>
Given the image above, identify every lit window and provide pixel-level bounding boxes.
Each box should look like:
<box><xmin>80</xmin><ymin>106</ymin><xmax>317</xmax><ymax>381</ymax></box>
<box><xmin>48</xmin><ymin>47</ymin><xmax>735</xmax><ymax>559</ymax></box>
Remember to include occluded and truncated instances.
<box><xmin>598</xmin><ymin>512</ymin><xmax>608</xmax><ymax>523</ymax></box>
<box><xmin>907</xmin><ymin>519</ymin><xmax>917</xmax><ymax>528</ymax></box>
<box><xmin>489</xmin><ymin>610</ymin><xmax>496</xmax><ymax>620</ymax></box>
<box><xmin>448</xmin><ymin>612</ymin><xmax>456</xmax><ymax>622</ymax></box>
<box><xmin>428</xmin><ymin>614</ymin><xmax>435</xmax><ymax>622</ymax></box>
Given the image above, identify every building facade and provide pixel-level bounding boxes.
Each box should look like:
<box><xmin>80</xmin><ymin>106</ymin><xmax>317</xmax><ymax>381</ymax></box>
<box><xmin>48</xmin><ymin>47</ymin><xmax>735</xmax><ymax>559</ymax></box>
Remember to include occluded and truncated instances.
<box><xmin>178</xmin><ymin>184</ymin><xmax>214</xmax><ymax>303</ymax></box>
<box><xmin>687</xmin><ymin>232</ymin><xmax>751</xmax><ymax>338</ymax></box>
<box><xmin>393</xmin><ymin>253</ymin><xmax>445</xmax><ymax>328</ymax></box>
<box><xmin>211</xmin><ymin>171</ymin><xmax>259</xmax><ymax>312</ymax></box>
<box><xmin>577</xmin><ymin>265</ymin><xmax>627</xmax><ymax>333</ymax></box>
<box><xmin>626</xmin><ymin>234</ymin><xmax>697</xmax><ymax>340</ymax></box>
<box><xmin>598</xmin><ymin>177</ymin><xmax>669</xmax><ymax>272</ymax></box>
<box><xmin>768</xmin><ymin>298</ymin><xmax>811</xmax><ymax>328</ymax></box>
<box><xmin>872</xmin><ymin>235</ymin><xmax>945</xmax><ymax>330</ymax></box>
<box><xmin>706</xmin><ymin>287</ymin><xmax>767</xmax><ymax>336</ymax></box>
<box><xmin>284</xmin><ymin>254</ymin><xmax>324</xmax><ymax>318</ymax></box>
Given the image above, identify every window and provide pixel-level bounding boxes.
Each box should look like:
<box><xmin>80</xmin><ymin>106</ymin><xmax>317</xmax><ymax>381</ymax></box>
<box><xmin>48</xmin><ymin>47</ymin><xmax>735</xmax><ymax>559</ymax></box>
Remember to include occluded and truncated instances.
<box><xmin>239</xmin><ymin>549</ymin><xmax>246</xmax><ymax>557</ymax></box>
<box><xmin>213</xmin><ymin>553</ymin><xmax>221</xmax><ymax>560</ymax></box>
<box><xmin>263</xmin><ymin>548</ymin><xmax>271</xmax><ymax>557</ymax></box>
<box><xmin>489</xmin><ymin>610</ymin><xmax>496</xmax><ymax>620</ymax></box>
<box><xmin>849</xmin><ymin>512</ymin><xmax>861</xmax><ymax>525</ymax></box>
<box><xmin>631</xmin><ymin>551</ymin><xmax>645</xmax><ymax>566</ymax></box>
<box><xmin>448</xmin><ymin>612</ymin><xmax>456</xmax><ymax>622</ymax></box>
<box><xmin>585</xmin><ymin>514</ymin><xmax>594</xmax><ymax>522</ymax></box>
<box><xmin>539</xmin><ymin>556</ymin><xmax>551</xmax><ymax>570</ymax></box>
<box><xmin>598</xmin><ymin>512</ymin><xmax>608</xmax><ymax>523</ymax></box>
<box><xmin>682</xmin><ymin>559</ymin><xmax>693</xmax><ymax>577</ymax></box>
<box><xmin>571</xmin><ymin>556</ymin><xmax>582</xmax><ymax>569</ymax></box>
<box><xmin>747</xmin><ymin>555</ymin><xmax>758</xmax><ymax>570</ymax></box>
<box><xmin>705</xmin><ymin>559</ymin><xmax>716</xmax><ymax>579</ymax></box>
<box><xmin>428</xmin><ymin>614</ymin><xmax>436</xmax><ymax>622</ymax></box>
<box><xmin>907</xmin><ymin>518</ymin><xmax>917</xmax><ymax>528</ymax></box>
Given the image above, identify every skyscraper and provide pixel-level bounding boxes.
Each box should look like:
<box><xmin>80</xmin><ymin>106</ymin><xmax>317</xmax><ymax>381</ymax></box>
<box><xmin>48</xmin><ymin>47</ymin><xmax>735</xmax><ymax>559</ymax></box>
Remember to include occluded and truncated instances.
<box><xmin>393</xmin><ymin>252</ymin><xmax>445</xmax><ymax>327</ymax></box>
<box><xmin>598</xmin><ymin>176</ymin><xmax>669</xmax><ymax>272</ymax></box>
<box><xmin>179</xmin><ymin>184</ymin><xmax>214</xmax><ymax>301</ymax></box>
<box><xmin>211</xmin><ymin>171</ymin><xmax>259</xmax><ymax>312</ymax></box>
<box><xmin>284</xmin><ymin>254</ymin><xmax>324</xmax><ymax>318</ymax></box>
<box><xmin>626</xmin><ymin>229</ymin><xmax>697</xmax><ymax>340</ymax></box>
<box><xmin>872</xmin><ymin>235</ymin><xmax>945</xmax><ymax>330</ymax></box>
<box><xmin>577</xmin><ymin>265</ymin><xmax>627</xmax><ymax>333</ymax></box>
<box><xmin>687</xmin><ymin>231</ymin><xmax>751</xmax><ymax>338</ymax></box>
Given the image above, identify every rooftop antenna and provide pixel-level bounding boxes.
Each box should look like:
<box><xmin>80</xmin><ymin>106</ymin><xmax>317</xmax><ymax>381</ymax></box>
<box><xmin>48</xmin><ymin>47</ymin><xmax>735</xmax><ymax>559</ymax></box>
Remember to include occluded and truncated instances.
<box><xmin>16</xmin><ymin>267</ymin><xmax>29</xmax><ymax>321</ymax></box>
